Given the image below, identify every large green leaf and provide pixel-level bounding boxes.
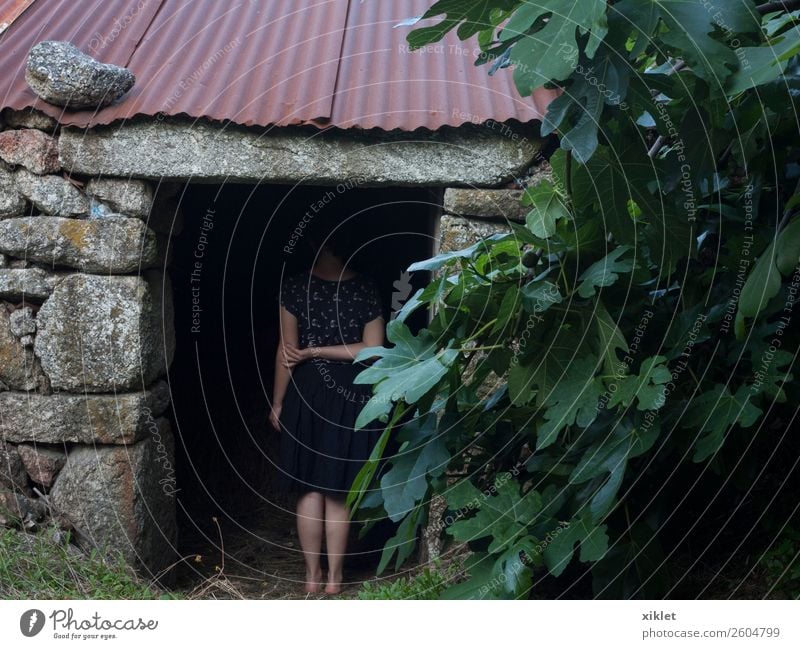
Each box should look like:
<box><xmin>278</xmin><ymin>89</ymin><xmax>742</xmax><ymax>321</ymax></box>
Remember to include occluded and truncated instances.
<box><xmin>543</xmin><ymin>51</ymin><xmax>629</xmax><ymax>163</ymax></box>
<box><xmin>577</xmin><ymin>246</ymin><xmax>636</xmax><ymax>298</ymax></box>
<box><xmin>353</xmin><ymin>320</ymin><xmax>459</xmax><ymax>428</ymax></box>
<box><xmin>537</xmin><ymin>355</ymin><xmax>604</xmax><ymax>449</ymax></box>
<box><xmin>735</xmin><ymin>218</ymin><xmax>800</xmax><ymax>338</ymax></box>
<box><xmin>543</xmin><ymin>512</ymin><xmax>609</xmax><ymax>577</ymax></box>
<box><xmin>406</xmin><ymin>0</ymin><xmax>520</xmax><ymax>47</ymax></box>
<box><xmin>407</xmin><ymin>234</ymin><xmax>512</xmax><ymax>272</ymax></box>
<box><xmin>445</xmin><ymin>474</ymin><xmax>543</xmax><ymax>554</ymax></box>
<box><xmin>520</xmin><ymin>280</ymin><xmax>563</xmax><ymax>314</ymax></box>
<box><xmin>592</xmin><ymin>298</ymin><xmax>629</xmax><ymax>376</ymax></box>
<box><xmin>615</xmin><ymin>0</ymin><xmax>761</xmax><ymax>83</ymax></box>
<box><xmin>570</xmin><ymin>146</ymin><xmax>661</xmax><ymax>245</ymax></box>
<box><xmin>522</xmin><ymin>179</ymin><xmax>570</xmax><ymax>238</ymax></box>
<box><xmin>380</xmin><ymin>417</ymin><xmax>449</xmax><ymax>521</ymax></box>
<box><xmin>727</xmin><ymin>30</ymin><xmax>800</xmax><ymax>94</ymax></box>
<box><xmin>606</xmin><ymin>356</ymin><xmax>672</xmax><ymax>411</ymax></box>
<box><xmin>684</xmin><ymin>384</ymin><xmax>762</xmax><ymax>462</ymax></box>
<box><xmin>377</xmin><ymin>505</ymin><xmax>423</xmax><ymax>574</ymax></box>
<box><xmin>498</xmin><ymin>0</ymin><xmax>608</xmax><ymax>92</ymax></box>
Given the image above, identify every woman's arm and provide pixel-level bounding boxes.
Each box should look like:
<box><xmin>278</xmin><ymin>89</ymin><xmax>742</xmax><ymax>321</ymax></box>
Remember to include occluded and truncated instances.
<box><xmin>270</xmin><ymin>305</ymin><xmax>299</xmax><ymax>429</ymax></box>
<box><xmin>280</xmin><ymin>317</ymin><xmax>385</xmax><ymax>365</ymax></box>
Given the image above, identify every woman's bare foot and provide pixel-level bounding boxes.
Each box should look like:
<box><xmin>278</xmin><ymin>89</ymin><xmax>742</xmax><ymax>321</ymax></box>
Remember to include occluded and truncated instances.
<box><xmin>304</xmin><ymin>569</ymin><xmax>323</xmax><ymax>593</ymax></box>
<box><xmin>324</xmin><ymin>571</ymin><xmax>343</xmax><ymax>595</ymax></box>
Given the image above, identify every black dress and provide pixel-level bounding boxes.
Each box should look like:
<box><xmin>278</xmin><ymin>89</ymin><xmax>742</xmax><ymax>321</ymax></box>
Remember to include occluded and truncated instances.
<box><xmin>276</xmin><ymin>270</ymin><xmax>385</xmax><ymax>497</ymax></box>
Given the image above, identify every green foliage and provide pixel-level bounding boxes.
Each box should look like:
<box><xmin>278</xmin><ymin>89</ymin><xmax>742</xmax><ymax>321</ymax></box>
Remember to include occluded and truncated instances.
<box><xmin>760</xmin><ymin>527</ymin><xmax>800</xmax><ymax>598</ymax></box>
<box><xmin>0</xmin><ymin>526</ymin><xmax>169</xmax><ymax>599</ymax></box>
<box><xmin>355</xmin><ymin>565</ymin><xmax>454</xmax><ymax>600</ymax></box>
<box><xmin>351</xmin><ymin>0</ymin><xmax>800</xmax><ymax>598</ymax></box>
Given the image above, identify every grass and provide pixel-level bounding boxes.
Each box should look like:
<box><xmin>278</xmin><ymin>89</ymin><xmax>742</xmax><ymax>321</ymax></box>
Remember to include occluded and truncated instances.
<box><xmin>354</xmin><ymin>560</ymin><xmax>460</xmax><ymax>600</ymax></box>
<box><xmin>0</xmin><ymin>525</ymin><xmax>178</xmax><ymax>600</ymax></box>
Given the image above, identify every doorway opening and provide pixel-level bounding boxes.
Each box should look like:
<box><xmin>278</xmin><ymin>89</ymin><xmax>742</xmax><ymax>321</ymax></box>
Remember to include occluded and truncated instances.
<box><xmin>165</xmin><ymin>181</ymin><xmax>439</xmax><ymax>595</ymax></box>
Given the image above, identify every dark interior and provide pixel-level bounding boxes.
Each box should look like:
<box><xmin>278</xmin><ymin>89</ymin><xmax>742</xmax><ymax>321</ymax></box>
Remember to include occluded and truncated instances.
<box><xmin>164</xmin><ymin>182</ymin><xmax>439</xmax><ymax>568</ymax></box>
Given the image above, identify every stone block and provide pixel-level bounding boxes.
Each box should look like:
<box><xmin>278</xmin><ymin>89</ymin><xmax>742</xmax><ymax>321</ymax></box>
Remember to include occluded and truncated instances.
<box><xmin>49</xmin><ymin>417</ymin><xmax>177</xmax><ymax>577</ymax></box>
<box><xmin>0</xmin><ymin>303</ymin><xmax>45</xmax><ymax>390</ymax></box>
<box><xmin>85</xmin><ymin>177</ymin><xmax>153</xmax><ymax>218</ymax></box>
<box><xmin>0</xmin><ymin>215</ymin><xmax>158</xmax><ymax>273</ymax></box>
<box><xmin>438</xmin><ymin>214</ymin><xmax>512</xmax><ymax>254</ymax></box>
<box><xmin>59</xmin><ymin>119</ymin><xmax>544</xmax><ymax>187</ymax></box>
<box><xmin>0</xmin><ymin>379</ymin><xmax>171</xmax><ymax>444</ymax></box>
<box><xmin>0</xmin><ymin>267</ymin><xmax>63</xmax><ymax>301</ymax></box>
<box><xmin>0</xmin><ymin>166</ymin><xmax>27</xmax><ymax>218</ymax></box>
<box><xmin>0</xmin><ymin>441</ymin><xmax>28</xmax><ymax>491</ymax></box>
<box><xmin>16</xmin><ymin>444</ymin><xmax>67</xmax><ymax>487</ymax></box>
<box><xmin>34</xmin><ymin>273</ymin><xmax>174</xmax><ymax>391</ymax></box>
<box><xmin>0</xmin><ymin>129</ymin><xmax>60</xmax><ymax>175</ymax></box>
<box><xmin>26</xmin><ymin>41</ymin><xmax>135</xmax><ymax>110</ymax></box>
<box><xmin>0</xmin><ymin>488</ymin><xmax>45</xmax><ymax>527</ymax></box>
<box><xmin>15</xmin><ymin>168</ymin><xmax>88</xmax><ymax>216</ymax></box>
<box><xmin>443</xmin><ymin>188</ymin><xmax>527</xmax><ymax>222</ymax></box>
<box><xmin>0</xmin><ymin>108</ymin><xmax>59</xmax><ymax>132</ymax></box>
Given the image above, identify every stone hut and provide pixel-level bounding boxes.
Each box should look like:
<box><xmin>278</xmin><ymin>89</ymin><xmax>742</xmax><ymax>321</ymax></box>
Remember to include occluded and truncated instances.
<box><xmin>0</xmin><ymin>0</ymin><xmax>555</xmax><ymax>579</ymax></box>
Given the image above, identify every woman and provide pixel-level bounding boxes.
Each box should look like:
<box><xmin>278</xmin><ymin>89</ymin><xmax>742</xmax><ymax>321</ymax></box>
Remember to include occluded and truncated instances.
<box><xmin>269</xmin><ymin>222</ymin><xmax>385</xmax><ymax>595</ymax></box>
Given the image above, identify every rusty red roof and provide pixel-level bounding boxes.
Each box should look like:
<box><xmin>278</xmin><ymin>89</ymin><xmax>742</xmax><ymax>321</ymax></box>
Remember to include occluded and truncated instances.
<box><xmin>0</xmin><ymin>0</ymin><xmax>557</xmax><ymax>131</ymax></box>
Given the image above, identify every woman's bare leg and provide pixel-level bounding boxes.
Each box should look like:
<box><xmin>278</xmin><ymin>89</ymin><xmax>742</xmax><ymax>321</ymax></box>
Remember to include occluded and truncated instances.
<box><xmin>296</xmin><ymin>491</ymin><xmax>325</xmax><ymax>592</ymax></box>
<box><xmin>324</xmin><ymin>495</ymin><xmax>350</xmax><ymax>594</ymax></box>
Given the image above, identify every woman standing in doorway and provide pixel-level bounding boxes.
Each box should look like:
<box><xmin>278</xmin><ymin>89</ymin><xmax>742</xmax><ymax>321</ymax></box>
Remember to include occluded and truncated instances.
<box><xmin>269</xmin><ymin>221</ymin><xmax>385</xmax><ymax>595</ymax></box>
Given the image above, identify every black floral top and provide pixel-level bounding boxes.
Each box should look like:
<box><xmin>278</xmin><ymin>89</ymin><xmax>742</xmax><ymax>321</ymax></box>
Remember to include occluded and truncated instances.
<box><xmin>279</xmin><ymin>270</ymin><xmax>383</xmax><ymax>356</ymax></box>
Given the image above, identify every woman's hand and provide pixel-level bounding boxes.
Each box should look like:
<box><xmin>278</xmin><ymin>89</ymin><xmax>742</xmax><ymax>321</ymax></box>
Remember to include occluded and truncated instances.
<box><xmin>269</xmin><ymin>403</ymin><xmax>282</xmax><ymax>431</ymax></box>
<box><xmin>280</xmin><ymin>342</ymin><xmax>310</xmax><ymax>369</ymax></box>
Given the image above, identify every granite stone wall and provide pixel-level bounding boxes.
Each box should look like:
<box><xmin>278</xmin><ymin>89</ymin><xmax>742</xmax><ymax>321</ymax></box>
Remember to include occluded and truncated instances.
<box><xmin>0</xmin><ymin>107</ymin><xmax>179</xmax><ymax>579</ymax></box>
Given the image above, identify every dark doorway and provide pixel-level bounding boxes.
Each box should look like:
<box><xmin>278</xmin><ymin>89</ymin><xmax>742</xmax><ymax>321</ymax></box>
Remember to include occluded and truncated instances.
<box><xmin>165</xmin><ymin>181</ymin><xmax>438</xmax><ymax>594</ymax></box>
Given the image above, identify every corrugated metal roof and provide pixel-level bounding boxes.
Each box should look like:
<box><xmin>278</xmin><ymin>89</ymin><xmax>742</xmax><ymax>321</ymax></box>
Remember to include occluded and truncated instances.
<box><xmin>0</xmin><ymin>0</ymin><xmax>557</xmax><ymax>132</ymax></box>
<box><xmin>0</xmin><ymin>0</ymin><xmax>33</xmax><ymax>36</ymax></box>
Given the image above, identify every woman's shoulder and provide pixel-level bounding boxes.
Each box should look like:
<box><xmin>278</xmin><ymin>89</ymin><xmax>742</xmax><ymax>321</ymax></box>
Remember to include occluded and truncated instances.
<box><xmin>281</xmin><ymin>270</ymin><xmax>310</xmax><ymax>292</ymax></box>
<box><xmin>284</xmin><ymin>269</ymin><xmax>310</xmax><ymax>282</ymax></box>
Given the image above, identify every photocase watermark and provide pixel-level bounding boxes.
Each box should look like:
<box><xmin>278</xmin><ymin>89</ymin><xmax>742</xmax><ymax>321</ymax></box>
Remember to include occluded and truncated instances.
<box><xmin>189</xmin><ymin>206</ymin><xmax>215</xmax><ymax>334</ymax></box>
<box><xmin>397</xmin><ymin>42</ymin><xmax>487</xmax><ymax>58</ymax></box>
<box><xmin>555</xmin><ymin>43</ymin><xmax>629</xmax><ymax>110</ymax></box>
<box><xmin>650</xmin><ymin>97</ymin><xmax>698</xmax><ymax>223</ymax></box>
<box><xmin>27</xmin><ymin>607</ymin><xmax>158</xmax><ymax>641</ymax></box>
<box><xmin>142</xmin><ymin>406</ymin><xmax>178</xmax><ymax>497</ymax></box>
<box><xmin>87</xmin><ymin>0</ymin><xmax>150</xmax><ymax>55</ymax></box>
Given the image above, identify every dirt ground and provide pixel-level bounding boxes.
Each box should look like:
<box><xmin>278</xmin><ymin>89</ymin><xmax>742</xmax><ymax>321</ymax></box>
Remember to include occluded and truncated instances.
<box><xmin>172</xmin><ymin>498</ymin><xmax>401</xmax><ymax>599</ymax></box>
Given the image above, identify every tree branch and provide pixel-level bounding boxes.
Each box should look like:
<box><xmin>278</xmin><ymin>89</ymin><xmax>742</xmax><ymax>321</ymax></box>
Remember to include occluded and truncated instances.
<box><xmin>757</xmin><ymin>1</ymin><xmax>800</xmax><ymax>15</ymax></box>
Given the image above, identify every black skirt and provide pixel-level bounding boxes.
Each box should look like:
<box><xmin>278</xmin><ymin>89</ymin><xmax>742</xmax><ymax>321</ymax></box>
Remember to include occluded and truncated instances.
<box><xmin>277</xmin><ymin>359</ymin><xmax>384</xmax><ymax>497</ymax></box>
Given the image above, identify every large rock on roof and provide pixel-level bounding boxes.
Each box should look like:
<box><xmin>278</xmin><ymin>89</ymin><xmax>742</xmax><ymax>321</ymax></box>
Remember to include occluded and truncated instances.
<box><xmin>25</xmin><ymin>41</ymin><xmax>135</xmax><ymax>109</ymax></box>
